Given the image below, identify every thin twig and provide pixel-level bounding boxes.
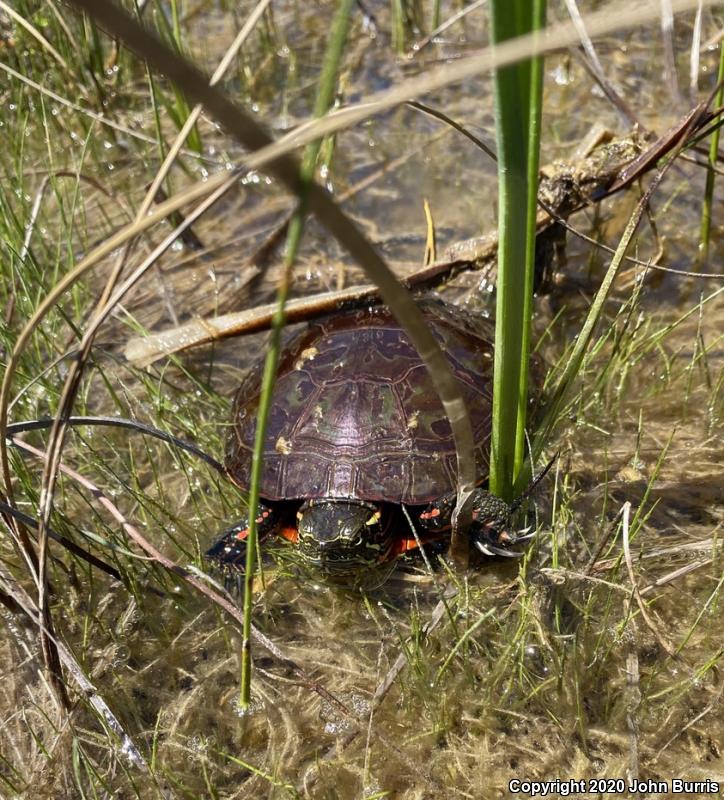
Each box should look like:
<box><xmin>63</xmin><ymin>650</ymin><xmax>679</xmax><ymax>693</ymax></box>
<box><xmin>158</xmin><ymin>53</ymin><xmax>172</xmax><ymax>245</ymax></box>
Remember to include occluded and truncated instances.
<box><xmin>583</xmin><ymin>506</ymin><xmax>625</xmax><ymax>575</ymax></box>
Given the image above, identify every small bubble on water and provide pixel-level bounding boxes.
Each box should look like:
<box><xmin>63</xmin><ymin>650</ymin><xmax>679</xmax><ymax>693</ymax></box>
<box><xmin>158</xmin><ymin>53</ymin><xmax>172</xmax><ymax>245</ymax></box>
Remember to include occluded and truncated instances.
<box><xmin>231</xmin><ymin>695</ymin><xmax>264</xmax><ymax>718</ymax></box>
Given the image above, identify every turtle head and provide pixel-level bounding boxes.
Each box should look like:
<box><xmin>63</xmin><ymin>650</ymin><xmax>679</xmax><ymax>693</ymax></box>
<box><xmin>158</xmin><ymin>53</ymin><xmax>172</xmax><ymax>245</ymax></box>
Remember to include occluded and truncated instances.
<box><xmin>296</xmin><ymin>499</ymin><xmax>392</xmax><ymax>575</ymax></box>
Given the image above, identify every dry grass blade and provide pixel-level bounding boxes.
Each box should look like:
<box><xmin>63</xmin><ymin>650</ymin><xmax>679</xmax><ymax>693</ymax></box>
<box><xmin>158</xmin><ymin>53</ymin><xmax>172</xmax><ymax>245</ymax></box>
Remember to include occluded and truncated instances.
<box><xmin>584</xmin><ymin>505</ymin><xmax>625</xmax><ymax>574</ymax></box>
<box><xmin>690</xmin><ymin>0</ymin><xmax>705</xmax><ymax>99</ymax></box>
<box><xmin>407</xmin><ymin>99</ymin><xmax>497</xmax><ymax>160</ymax></box>
<box><xmin>621</xmin><ymin>502</ymin><xmax>676</xmax><ymax>657</ymax></box>
<box><xmin>564</xmin><ymin>0</ymin><xmax>639</xmax><ymax>127</ymax></box>
<box><xmin>661</xmin><ymin>0</ymin><xmax>683</xmax><ymax>105</ymax></box>
<box><xmin>408</xmin><ymin>0</ymin><xmax>489</xmax><ymax>57</ymax></box>
<box><xmin>640</xmin><ymin>559</ymin><xmax>714</xmax><ymax>595</ymax></box>
<box><xmin>625</xmin><ymin>648</ymin><xmax>641</xmax><ymax>783</ymax></box>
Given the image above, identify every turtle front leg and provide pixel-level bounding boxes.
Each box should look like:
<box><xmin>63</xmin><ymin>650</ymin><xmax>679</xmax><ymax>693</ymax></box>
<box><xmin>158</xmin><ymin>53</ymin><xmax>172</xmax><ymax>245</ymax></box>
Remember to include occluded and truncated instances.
<box><xmin>206</xmin><ymin>502</ymin><xmax>278</xmax><ymax>569</ymax></box>
<box><xmin>419</xmin><ymin>489</ymin><xmax>526</xmax><ymax>558</ymax></box>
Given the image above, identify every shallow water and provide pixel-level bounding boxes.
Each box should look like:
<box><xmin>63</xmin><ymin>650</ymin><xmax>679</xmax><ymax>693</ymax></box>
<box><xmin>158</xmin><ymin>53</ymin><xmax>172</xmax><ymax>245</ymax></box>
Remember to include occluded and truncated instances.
<box><xmin>0</xmin><ymin>2</ymin><xmax>722</xmax><ymax>799</ymax></box>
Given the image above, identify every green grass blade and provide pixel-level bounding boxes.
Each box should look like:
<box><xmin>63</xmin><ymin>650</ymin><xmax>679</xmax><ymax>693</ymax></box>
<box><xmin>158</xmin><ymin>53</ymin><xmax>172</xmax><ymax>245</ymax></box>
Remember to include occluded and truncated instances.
<box><xmin>698</xmin><ymin>44</ymin><xmax>724</xmax><ymax>262</ymax></box>
<box><xmin>239</xmin><ymin>0</ymin><xmax>356</xmax><ymax>711</ymax></box>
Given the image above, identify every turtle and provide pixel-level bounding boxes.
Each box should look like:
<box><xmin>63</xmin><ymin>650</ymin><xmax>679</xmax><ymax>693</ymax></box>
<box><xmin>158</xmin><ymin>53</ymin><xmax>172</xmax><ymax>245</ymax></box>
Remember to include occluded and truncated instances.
<box><xmin>207</xmin><ymin>299</ymin><xmax>532</xmax><ymax>576</ymax></box>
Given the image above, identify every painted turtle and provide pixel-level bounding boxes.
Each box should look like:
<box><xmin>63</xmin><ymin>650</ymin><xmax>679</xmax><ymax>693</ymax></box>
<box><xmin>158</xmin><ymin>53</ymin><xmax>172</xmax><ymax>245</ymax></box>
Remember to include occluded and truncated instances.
<box><xmin>207</xmin><ymin>299</ymin><xmax>526</xmax><ymax>575</ymax></box>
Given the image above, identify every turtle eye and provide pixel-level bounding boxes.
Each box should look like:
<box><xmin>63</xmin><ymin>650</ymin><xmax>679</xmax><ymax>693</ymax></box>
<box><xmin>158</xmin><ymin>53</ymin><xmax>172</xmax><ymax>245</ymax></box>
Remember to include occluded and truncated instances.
<box><xmin>365</xmin><ymin>509</ymin><xmax>381</xmax><ymax>527</ymax></box>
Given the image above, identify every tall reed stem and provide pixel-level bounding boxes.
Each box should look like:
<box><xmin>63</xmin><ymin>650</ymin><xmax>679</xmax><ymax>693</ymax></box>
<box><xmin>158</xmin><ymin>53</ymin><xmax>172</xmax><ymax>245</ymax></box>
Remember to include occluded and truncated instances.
<box><xmin>488</xmin><ymin>0</ymin><xmax>546</xmax><ymax>502</ymax></box>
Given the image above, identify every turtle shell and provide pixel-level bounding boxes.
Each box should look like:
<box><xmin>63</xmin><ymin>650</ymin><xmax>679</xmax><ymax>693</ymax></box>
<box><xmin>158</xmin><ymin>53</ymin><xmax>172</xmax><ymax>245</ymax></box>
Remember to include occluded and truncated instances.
<box><xmin>226</xmin><ymin>300</ymin><xmax>495</xmax><ymax>505</ymax></box>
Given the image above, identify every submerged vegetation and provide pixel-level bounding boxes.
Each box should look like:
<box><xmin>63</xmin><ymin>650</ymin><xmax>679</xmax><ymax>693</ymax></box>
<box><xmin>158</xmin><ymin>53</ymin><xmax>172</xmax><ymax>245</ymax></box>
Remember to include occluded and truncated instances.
<box><xmin>0</xmin><ymin>1</ymin><xmax>722</xmax><ymax>798</ymax></box>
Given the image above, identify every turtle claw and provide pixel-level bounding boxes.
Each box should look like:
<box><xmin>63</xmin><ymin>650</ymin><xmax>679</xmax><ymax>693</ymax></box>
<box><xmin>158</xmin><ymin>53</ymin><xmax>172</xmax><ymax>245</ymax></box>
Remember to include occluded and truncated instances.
<box><xmin>474</xmin><ymin>541</ymin><xmax>497</xmax><ymax>557</ymax></box>
<box><xmin>473</xmin><ymin>539</ymin><xmax>525</xmax><ymax>558</ymax></box>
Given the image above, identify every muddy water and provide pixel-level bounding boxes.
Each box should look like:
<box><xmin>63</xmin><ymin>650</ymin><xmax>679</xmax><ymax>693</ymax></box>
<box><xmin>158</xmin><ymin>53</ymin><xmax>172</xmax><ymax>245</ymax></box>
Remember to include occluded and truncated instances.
<box><xmin>2</xmin><ymin>2</ymin><xmax>723</xmax><ymax>798</ymax></box>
